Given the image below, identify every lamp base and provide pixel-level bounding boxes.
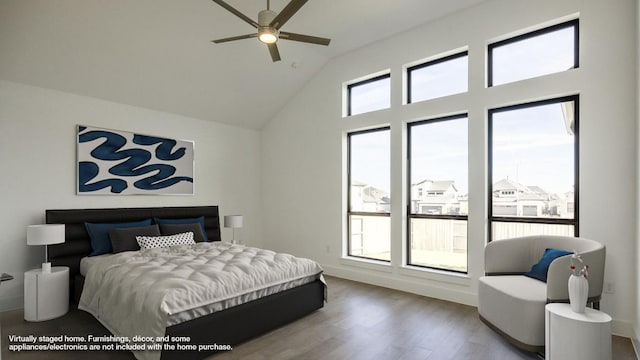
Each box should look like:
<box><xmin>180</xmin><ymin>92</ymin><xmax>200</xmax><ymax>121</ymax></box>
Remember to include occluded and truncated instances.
<box><xmin>41</xmin><ymin>262</ymin><xmax>51</xmax><ymax>274</ymax></box>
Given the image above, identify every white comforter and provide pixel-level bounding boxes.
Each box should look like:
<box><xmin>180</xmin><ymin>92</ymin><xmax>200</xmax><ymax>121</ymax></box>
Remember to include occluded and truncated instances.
<box><xmin>78</xmin><ymin>242</ymin><xmax>323</xmax><ymax>360</ymax></box>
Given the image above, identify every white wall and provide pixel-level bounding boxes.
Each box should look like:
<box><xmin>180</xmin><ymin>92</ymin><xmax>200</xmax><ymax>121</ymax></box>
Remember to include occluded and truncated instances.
<box><xmin>636</xmin><ymin>0</ymin><xmax>640</xmax><ymax>352</ymax></box>
<box><xmin>262</xmin><ymin>0</ymin><xmax>638</xmax><ymax>337</ymax></box>
<box><xmin>0</xmin><ymin>80</ymin><xmax>262</xmax><ymax>311</ymax></box>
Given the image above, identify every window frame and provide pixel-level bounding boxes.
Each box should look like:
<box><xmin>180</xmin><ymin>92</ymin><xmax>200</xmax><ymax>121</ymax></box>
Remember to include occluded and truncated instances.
<box><xmin>407</xmin><ymin>51</ymin><xmax>469</xmax><ymax>104</ymax></box>
<box><xmin>406</xmin><ymin>113</ymin><xmax>469</xmax><ymax>273</ymax></box>
<box><xmin>488</xmin><ymin>19</ymin><xmax>579</xmax><ymax>87</ymax></box>
<box><xmin>346</xmin><ymin>73</ymin><xmax>391</xmax><ymax>116</ymax></box>
<box><xmin>347</xmin><ymin>126</ymin><xmax>391</xmax><ymax>262</ymax></box>
<box><xmin>487</xmin><ymin>95</ymin><xmax>580</xmax><ymax>241</ymax></box>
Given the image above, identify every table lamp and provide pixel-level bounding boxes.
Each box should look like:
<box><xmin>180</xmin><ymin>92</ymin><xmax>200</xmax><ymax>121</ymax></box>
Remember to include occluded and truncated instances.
<box><xmin>27</xmin><ymin>224</ymin><xmax>65</xmax><ymax>273</ymax></box>
<box><xmin>223</xmin><ymin>215</ymin><xmax>243</xmax><ymax>244</ymax></box>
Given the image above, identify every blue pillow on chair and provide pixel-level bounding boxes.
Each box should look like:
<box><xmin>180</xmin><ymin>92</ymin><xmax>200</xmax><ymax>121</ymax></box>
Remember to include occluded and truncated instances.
<box><xmin>524</xmin><ymin>248</ymin><xmax>573</xmax><ymax>282</ymax></box>
<box><xmin>153</xmin><ymin>216</ymin><xmax>209</xmax><ymax>242</ymax></box>
<box><xmin>85</xmin><ymin>219</ymin><xmax>153</xmax><ymax>256</ymax></box>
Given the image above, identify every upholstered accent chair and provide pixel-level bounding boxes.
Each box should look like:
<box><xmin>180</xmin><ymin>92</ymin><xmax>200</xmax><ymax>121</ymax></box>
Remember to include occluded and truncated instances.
<box><xmin>478</xmin><ymin>235</ymin><xmax>606</xmax><ymax>352</ymax></box>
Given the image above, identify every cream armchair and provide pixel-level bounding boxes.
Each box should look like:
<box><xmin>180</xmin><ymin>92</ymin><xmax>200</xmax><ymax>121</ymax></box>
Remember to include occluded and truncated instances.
<box><xmin>478</xmin><ymin>235</ymin><xmax>605</xmax><ymax>352</ymax></box>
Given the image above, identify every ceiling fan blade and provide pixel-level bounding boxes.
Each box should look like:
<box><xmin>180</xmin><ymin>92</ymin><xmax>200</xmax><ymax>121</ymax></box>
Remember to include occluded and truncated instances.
<box><xmin>211</xmin><ymin>0</ymin><xmax>259</xmax><ymax>28</ymax></box>
<box><xmin>267</xmin><ymin>43</ymin><xmax>281</xmax><ymax>62</ymax></box>
<box><xmin>279</xmin><ymin>31</ymin><xmax>330</xmax><ymax>46</ymax></box>
<box><xmin>212</xmin><ymin>34</ymin><xmax>257</xmax><ymax>43</ymax></box>
<box><xmin>269</xmin><ymin>0</ymin><xmax>308</xmax><ymax>30</ymax></box>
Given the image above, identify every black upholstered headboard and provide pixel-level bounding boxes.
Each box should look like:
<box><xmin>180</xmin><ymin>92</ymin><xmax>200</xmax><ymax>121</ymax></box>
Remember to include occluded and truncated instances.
<box><xmin>46</xmin><ymin>206</ymin><xmax>222</xmax><ymax>297</ymax></box>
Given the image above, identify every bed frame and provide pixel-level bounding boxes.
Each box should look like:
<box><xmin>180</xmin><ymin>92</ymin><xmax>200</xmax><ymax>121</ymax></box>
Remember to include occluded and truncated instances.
<box><xmin>46</xmin><ymin>206</ymin><xmax>325</xmax><ymax>360</ymax></box>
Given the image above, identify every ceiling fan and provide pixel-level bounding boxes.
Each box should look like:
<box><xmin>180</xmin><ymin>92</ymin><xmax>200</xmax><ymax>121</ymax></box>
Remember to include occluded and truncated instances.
<box><xmin>211</xmin><ymin>0</ymin><xmax>331</xmax><ymax>62</ymax></box>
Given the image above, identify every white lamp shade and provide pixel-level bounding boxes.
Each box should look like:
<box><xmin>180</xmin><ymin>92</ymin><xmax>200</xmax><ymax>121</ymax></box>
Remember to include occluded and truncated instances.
<box><xmin>224</xmin><ymin>215</ymin><xmax>243</xmax><ymax>229</ymax></box>
<box><xmin>27</xmin><ymin>224</ymin><xmax>65</xmax><ymax>246</ymax></box>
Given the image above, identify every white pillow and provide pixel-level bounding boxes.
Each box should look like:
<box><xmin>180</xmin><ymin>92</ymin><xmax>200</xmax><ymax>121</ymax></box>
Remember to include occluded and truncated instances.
<box><xmin>136</xmin><ymin>232</ymin><xmax>195</xmax><ymax>249</ymax></box>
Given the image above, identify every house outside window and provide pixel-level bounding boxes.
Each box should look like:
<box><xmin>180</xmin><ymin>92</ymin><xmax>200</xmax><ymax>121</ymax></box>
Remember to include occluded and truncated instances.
<box><xmin>489</xmin><ymin>96</ymin><xmax>578</xmax><ymax>240</ymax></box>
<box><xmin>408</xmin><ymin>115</ymin><xmax>468</xmax><ymax>272</ymax></box>
<box><xmin>347</xmin><ymin>128</ymin><xmax>391</xmax><ymax>261</ymax></box>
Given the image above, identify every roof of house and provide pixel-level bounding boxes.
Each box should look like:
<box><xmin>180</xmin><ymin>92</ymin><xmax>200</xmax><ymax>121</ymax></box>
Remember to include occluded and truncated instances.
<box><xmin>413</xmin><ymin>179</ymin><xmax>457</xmax><ymax>192</ymax></box>
<box><xmin>493</xmin><ymin>178</ymin><xmax>530</xmax><ymax>192</ymax></box>
<box><xmin>361</xmin><ymin>185</ymin><xmax>390</xmax><ymax>205</ymax></box>
<box><xmin>492</xmin><ymin>178</ymin><xmax>553</xmax><ymax>202</ymax></box>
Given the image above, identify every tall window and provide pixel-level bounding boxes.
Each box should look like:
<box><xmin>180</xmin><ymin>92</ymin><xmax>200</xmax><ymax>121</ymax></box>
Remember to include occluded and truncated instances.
<box><xmin>488</xmin><ymin>19</ymin><xmax>578</xmax><ymax>86</ymax></box>
<box><xmin>348</xmin><ymin>128</ymin><xmax>391</xmax><ymax>261</ymax></box>
<box><xmin>408</xmin><ymin>115</ymin><xmax>468</xmax><ymax>272</ymax></box>
<box><xmin>407</xmin><ymin>51</ymin><xmax>468</xmax><ymax>103</ymax></box>
<box><xmin>489</xmin><ymin>96</ymin><xmax>578</xmax><ymax>240</ymax></box>
<box><xmin>347</xmin><ymin>74</ymin><xmax>391</xmax><ymax>116</ymax></box>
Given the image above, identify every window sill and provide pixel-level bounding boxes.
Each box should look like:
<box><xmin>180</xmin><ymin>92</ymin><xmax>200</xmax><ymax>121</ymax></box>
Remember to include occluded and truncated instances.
<box><xmin>340</xmin><ymin>256</ymin><xmax>393</xmax><ymax>273</ymax></box>
<box><xmin>399</xmin><ymin>265</ymin><xmax>471</xmax><ymax>286</ymax></box>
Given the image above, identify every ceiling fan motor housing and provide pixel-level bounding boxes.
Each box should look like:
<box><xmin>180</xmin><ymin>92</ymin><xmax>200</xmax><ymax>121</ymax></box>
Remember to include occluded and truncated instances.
<box><xmin>258</xmin><ymin>9</ymin><xmax>276</xmax><ymax>25</ymax></box>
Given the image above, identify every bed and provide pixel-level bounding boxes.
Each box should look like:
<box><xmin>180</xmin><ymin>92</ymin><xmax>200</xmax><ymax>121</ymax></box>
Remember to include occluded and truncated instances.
<box><xmin>46</xmin><ymin>206</ymin><xmax>325</xmax><ymax>360</ymax></box>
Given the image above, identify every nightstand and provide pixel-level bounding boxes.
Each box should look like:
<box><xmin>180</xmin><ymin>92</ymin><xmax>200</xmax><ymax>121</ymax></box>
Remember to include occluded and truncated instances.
<box><xmin>545</xmin><ymin>303</ymin><xmax>612</xmax><ymax>360</ymax></box>
<box><xmin>24</xmin><ymin>266</ymin><xmax>69</xmax><ymax>322</ymax></box>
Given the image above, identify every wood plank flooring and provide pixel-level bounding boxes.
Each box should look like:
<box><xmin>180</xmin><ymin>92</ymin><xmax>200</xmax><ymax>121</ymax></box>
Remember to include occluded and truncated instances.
<box><xmin>1</xmin><ymin>275</ymin><xmax>636</xmax><ymax>359</ymax></box>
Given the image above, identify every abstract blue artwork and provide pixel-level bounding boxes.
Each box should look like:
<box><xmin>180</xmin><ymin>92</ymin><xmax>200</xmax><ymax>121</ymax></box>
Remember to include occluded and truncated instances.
<box><xmin>77</xmin><ymin>125</ymin><xmax>194</xmax><ymax>195</ymax></box>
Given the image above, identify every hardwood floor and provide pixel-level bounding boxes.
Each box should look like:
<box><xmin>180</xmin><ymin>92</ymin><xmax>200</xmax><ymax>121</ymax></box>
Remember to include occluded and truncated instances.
<box><xmin>1</xmin><ymin>275</ymin><xmax>636</xmax><ymax>359</ymax></box>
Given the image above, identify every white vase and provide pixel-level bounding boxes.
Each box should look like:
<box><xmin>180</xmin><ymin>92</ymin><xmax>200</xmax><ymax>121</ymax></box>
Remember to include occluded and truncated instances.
<box><xmin>568</xmin><ymin>274</ymin><xmax>589</xmax><ymax>313</ymax></box>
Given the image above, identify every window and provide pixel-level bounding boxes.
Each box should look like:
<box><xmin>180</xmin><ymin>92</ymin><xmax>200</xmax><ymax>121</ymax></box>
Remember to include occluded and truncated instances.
<box><xmin>489</xmin><ymin>96</ymin><xmax>578</xmax><ymax>241</ymax></box>
<box><xmin>408</xmin><ymin>115</ymin><xmax>468</xmax><ymax>272</ymax></box>
<box><xmin>341</xmin><ymin>17</ymin><xmax>581</xmax><ymax>275</ymax></box>
<box><xmin>347</xmin><ymin>128</ymin><xmax>391</xmax><ymax>261</ymax></box>
<box><xmin>407</xmin><ymin>51</ymin><xmax>468</xmax><ymax>103</ymax></box>
<box><xmin>489</xmin><ymin>20</ymin><xmax>578</xmax><ymax>86</ymax></box>
<box><xmin>347</xmin><ymin>74</ymin><xmax>391</xmax><ymax>116</ymax></box>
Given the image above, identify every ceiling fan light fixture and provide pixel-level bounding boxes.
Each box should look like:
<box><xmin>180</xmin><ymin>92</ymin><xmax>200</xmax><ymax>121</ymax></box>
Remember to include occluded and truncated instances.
<box><xmin>258</xmin><ymin>28</ymin><xmax>278</xmax><ymax>44</ymax></box>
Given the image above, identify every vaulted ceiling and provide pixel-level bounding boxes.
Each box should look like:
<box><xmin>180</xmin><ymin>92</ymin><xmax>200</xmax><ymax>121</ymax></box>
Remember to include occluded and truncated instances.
<box><xmin>0</xmin><ymin>0</ymin><xmax>486</xmax><ymax>129</ymax></box>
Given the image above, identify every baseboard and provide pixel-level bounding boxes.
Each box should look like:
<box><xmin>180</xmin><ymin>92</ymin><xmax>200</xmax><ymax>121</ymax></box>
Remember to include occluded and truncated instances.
<box><xmin>611</xmin><ymin>319</ymin><xmax>634</xmax><ymax>339</ymax></box>
<box><xmin>322</xmin><ymin>264</ymin><xmax>477</xmax><ymax>306</ymax></box>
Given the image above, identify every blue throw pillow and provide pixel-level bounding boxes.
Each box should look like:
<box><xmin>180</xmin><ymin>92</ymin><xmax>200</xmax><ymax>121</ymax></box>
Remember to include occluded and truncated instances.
<box><xmin>524</xmin><ymin>248</ymin><xmax>573</xmax><ymax>282</ymax></box>
<box><xmin>85</xmin><ymin>219</ymin><xmax>152</xmax><ymax>256</ymax></box>
<box><xmin>153</xmin><ymin>216</ymin><xmax>209</xmax><ymax>242</ymax></box>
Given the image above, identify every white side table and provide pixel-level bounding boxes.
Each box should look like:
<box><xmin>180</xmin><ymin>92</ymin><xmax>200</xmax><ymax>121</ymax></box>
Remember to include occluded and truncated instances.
<box><xmin>24</xmin><ymin>266</ymin><xmax>69</xmax><ymax>321</ymax></box>
<box><xmin>545</xmin><ymin>303</ymin><xmax>612</xmax><ymax>360</ymax></box>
